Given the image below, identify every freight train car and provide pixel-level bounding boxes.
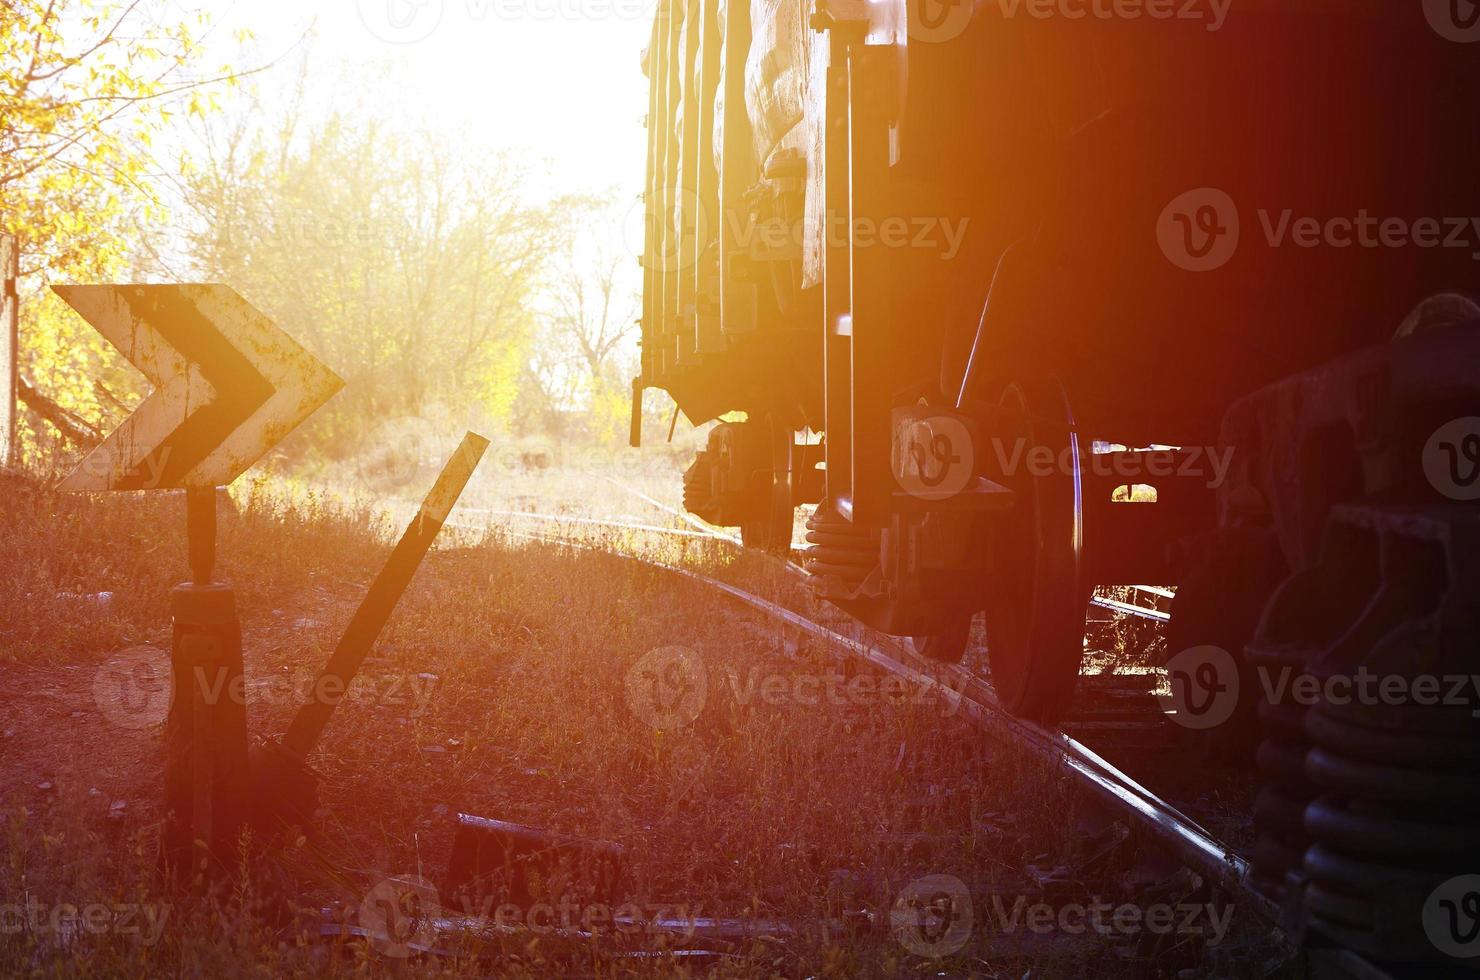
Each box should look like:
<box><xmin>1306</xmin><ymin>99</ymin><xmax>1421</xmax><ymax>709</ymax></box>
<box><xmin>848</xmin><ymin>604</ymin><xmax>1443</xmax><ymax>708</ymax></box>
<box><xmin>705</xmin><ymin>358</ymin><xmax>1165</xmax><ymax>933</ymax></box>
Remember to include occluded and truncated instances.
<box><xmin>631</xmin><ymin>10</ymin><xmax>1480</xmax><ymax>956</ymax></box>
<box><xmin>632</xmin><ymin>0</ymin><xmax>1480</xmax><ymax>713</ymax></box>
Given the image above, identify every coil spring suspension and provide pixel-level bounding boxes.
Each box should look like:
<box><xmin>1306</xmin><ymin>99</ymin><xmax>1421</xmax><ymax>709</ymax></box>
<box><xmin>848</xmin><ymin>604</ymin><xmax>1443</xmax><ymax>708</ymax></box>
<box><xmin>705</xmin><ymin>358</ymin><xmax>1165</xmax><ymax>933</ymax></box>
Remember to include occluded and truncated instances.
<box><xmin>803</xmin><ymin>507</ymin><xmax>878</xmax><ymax>591</ymax></box>
<box><xmin>1245</xmin><ymin>520</ymin><xmax>1383</xmax><ymax>900</ymax></box>
<box><xmin>1294</xmin><ymin>508</ymin><xmax>1480</xmax><ymax>964</ymax></box>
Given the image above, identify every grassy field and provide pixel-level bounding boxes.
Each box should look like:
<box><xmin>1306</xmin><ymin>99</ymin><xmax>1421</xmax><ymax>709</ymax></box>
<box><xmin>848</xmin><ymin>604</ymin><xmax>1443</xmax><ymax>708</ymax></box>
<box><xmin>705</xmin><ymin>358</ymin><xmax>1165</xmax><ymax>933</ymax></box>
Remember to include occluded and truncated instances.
<box><xmin>0</xmin><ymin>459</ymin><xmax>1255</xmax><ymax>978</ymax></box>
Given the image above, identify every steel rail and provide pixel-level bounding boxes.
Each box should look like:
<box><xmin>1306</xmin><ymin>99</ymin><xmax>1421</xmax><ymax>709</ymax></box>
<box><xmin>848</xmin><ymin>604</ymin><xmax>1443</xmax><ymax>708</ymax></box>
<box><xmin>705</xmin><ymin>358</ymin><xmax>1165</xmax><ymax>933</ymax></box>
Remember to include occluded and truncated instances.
<box><xmin>589</xmin><ymin>472</ymin><xmax>745</xmax><ymax>545</ymax></box>
<box><xmin>1090</xmin><ymin>595</ymin><xmax>1171</xmax><ymax>624</ymax></box>
<box><xmin>465</xmin><ymin>518</ymin><xmax>1276</xmax><ymax>927</ymax></box>
<box><xmin>462</xmin><ymin>507</ymin><xmax>729</xmax><ymax>540</ymax></box>
<box><xmin>673</xmin><ymin>564</ymin><xmax>1271</xmax><ymax>923</ymax></box>
<box><xmin>590</xmin><ymin>476</ymin><xmax>1172</xmax><ymax>621</ymax></box>
<box><xmin>467</xmin><ymin>503</ymin><xmax>1166</xmax><ymax>632</ymax></box>
<box><xmin>490</xmin><ymin>505</ymin><xmax>1168</xmax><ymax>623</ymax></box>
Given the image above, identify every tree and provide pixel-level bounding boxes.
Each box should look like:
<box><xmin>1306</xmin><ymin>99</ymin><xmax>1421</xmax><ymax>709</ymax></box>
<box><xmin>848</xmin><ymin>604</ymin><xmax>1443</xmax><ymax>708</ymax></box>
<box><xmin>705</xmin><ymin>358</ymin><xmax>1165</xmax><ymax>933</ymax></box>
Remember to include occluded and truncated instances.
<box><xmin>178</xmin><ymin>66</ymin><xmax>560</xmax><ymax>464</ymax></box>
<box><xmin>1</xmin><ymin>1</ymin><xmax>241</xmax><ymax>275</ymax></box>
<box><xmin>1</xmin><ymin>0</ymin><xmax>248</xmax><ymax>466</ymax></box>
<box><xmin>524</xmin><ymin>194</ymin><xmax>642</xmax><ymax>444</ymax></box>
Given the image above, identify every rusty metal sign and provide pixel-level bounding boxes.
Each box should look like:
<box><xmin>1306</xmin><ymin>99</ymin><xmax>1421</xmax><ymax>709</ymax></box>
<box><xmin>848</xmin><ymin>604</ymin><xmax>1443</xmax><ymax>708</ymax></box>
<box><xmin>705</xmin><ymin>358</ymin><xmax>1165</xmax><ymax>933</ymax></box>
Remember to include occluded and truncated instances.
<box><xmin>53</xmin><ymin>284</ymin><xmax>343</xmax><ymax>491</ymax></box>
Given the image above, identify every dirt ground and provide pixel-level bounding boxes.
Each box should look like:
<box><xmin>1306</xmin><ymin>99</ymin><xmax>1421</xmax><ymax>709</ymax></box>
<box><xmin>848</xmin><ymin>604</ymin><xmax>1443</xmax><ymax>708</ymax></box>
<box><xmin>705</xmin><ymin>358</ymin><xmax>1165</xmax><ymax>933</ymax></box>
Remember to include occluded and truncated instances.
<box><xmin>0</xmin><ymin>467</ymin><xmax>1266</xmax><ymax>977</ymax></box>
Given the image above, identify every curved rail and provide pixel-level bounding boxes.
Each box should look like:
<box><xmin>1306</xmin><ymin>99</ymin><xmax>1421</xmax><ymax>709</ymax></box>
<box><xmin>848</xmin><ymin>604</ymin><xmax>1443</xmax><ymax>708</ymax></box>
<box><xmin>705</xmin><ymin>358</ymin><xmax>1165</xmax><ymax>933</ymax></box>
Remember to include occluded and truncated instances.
<box><xmin>460</xmin><ymin>514</ymin><xmax>1275</xmax><ymax>928</ymax></box>
<box><xmin>582</xmin><ymin>478</ymin><xmax>1172</xmax><ymax>621</ymax></box>
<box><xmin>461</xmin><ymin>507</ymin><xmax>728</xmax><ymax>541</ymax></box>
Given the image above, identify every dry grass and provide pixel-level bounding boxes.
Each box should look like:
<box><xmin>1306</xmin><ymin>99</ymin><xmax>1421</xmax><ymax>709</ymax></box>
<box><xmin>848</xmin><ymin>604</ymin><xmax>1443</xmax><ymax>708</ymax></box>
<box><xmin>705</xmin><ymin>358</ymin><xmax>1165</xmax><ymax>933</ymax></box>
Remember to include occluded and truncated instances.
<box><xmin>0</xmin><ymin>462</ymin><xmax>1256</xmax><ymax>978</ymax></box>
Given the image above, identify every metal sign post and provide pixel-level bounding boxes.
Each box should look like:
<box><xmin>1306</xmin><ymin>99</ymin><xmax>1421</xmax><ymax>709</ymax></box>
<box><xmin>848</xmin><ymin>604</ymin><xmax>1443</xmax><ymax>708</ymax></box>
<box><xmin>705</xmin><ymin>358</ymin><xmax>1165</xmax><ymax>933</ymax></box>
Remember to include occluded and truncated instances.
<box><xmin>1</xmin><ymin>236</ymin><xmax>17</xmax><ymax>468</ymax></box>
<box><xmin>54</xmin><ymin>283</ymin><xmax>343</xmax><ymax>873</ymax></box>
<box><xmin>254</xmin><ymin>433</ymin><xmax>489</xmax><ymax>834</ymax></box>
<box><xmin>165</xmin><ymin>487</ymin><xmax>251</xmax><ymax>867</ymax></box>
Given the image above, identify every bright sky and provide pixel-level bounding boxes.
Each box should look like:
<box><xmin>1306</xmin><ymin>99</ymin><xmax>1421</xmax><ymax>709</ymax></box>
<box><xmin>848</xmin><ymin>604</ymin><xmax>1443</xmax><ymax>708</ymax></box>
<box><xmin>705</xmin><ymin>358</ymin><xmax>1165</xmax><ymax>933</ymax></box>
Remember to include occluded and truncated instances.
<box><xmin>209</xmin><ymin>0</ymin><xmax>654</xmax><ymax>199</ymax></box>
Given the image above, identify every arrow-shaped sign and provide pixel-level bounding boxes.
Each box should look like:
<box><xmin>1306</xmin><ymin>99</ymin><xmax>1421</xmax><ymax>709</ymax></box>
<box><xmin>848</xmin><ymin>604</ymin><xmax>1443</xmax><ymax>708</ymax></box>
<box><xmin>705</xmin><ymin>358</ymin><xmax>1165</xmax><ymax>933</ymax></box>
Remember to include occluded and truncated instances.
<box><xmin>54</xmin><ymin>284</ymin><xmax>343</xmax><ymax>491</ymax></box>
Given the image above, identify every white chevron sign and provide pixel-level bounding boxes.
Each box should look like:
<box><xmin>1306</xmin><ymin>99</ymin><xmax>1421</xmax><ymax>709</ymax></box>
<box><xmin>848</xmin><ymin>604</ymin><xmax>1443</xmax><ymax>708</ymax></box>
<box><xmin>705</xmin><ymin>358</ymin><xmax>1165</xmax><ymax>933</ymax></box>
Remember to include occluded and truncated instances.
<box><xmin>54</xmin><ymin>284</ymin><xmax>343</xmax><ymax>491</ymax></box>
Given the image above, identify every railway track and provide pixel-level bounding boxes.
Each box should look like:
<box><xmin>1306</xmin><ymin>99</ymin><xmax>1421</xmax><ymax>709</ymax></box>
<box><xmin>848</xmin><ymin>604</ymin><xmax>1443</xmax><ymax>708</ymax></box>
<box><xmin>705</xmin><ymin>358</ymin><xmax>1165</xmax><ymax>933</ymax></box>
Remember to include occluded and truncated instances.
<box><xmin>452</xmin><ymin>485</ymin><xmax>1395</xmax><ymax>977</ymax></box>
<box><xmin>469</xmin><ymin>494</ymin><xmax>1170</xmax><ymax>624</ymax></box>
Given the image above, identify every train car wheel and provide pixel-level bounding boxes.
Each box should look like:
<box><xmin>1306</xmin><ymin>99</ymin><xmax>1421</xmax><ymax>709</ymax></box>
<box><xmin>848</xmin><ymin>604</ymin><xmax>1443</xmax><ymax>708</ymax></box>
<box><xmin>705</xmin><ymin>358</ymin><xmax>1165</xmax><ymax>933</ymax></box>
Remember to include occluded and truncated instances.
<box><xmin>979</xmin><ymin>378</ymin><xmax>1088</xmax><ymax>723</ymax></box>
<box><xmin>910</xmin><ymin>613</ymin><xmax>973</xmax><ymax>664</ymax></box>
<box><xmin>740</xmin><ymin>413</ymin><xmax>796</xmax><ymax>554</ymax></box>
<box><xmin>1164</xmin><ymin>528</ymin><xmax>1287</xmax><ymax>765</ymax></box>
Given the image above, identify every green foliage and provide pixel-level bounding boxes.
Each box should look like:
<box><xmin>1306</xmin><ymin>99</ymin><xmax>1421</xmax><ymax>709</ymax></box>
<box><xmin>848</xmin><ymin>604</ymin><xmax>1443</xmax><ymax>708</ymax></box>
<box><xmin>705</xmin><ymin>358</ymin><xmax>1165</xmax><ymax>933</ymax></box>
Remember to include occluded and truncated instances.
<box><xmin>0</xmin><ymin>0</ymin><xmax>244</xmax><ymax>462</ymax></box>
<box><xmin>181</xmin><ymin>102</ymin><xmax>560</xmax><ymax>457</ymax></box>
<box><xmin>3</xmin><ymin>9</ymin><xmax>642</xmax><ymax>472</ymax></box>
<box><xmin>522</xmin><ymin>193</ymin><xmax>642</xmax><ymax>444</ymax></box>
